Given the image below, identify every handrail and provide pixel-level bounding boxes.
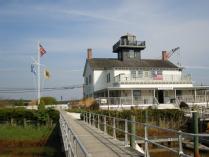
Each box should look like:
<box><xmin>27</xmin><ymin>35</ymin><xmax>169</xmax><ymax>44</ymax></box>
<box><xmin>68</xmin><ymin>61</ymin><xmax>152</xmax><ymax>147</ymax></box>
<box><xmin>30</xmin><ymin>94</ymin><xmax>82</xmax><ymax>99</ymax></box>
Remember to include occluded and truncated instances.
<box><xmin>60</xmin><ymin>111</ymin><xmax>91</xmax><ymax>157</ymax></box>
<box><xmin>82</xmin><ymin>111</ymin><xmax>209</xmax><ymax>157</ymax></box>
<box><xmin>87</xmin><ymin>111</ymin><xmax>209</xmax><ymax>137</ymax></box>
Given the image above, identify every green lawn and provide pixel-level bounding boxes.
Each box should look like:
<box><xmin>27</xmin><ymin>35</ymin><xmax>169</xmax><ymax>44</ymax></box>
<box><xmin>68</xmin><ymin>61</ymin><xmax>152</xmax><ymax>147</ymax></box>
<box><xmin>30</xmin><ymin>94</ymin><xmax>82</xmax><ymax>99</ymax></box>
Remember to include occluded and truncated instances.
<box><xmin>0</xmin><ymin>124</ymin><xmax>53</xmax><ymax>140</ymax></box>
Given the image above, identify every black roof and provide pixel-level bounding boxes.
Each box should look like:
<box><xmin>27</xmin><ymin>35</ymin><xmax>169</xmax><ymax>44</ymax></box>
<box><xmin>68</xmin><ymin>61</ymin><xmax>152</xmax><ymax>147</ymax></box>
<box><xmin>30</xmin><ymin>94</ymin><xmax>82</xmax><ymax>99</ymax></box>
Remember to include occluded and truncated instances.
<box><xmin>88</xmin><ymin>58</ymin><xmax>179</xmax><ymax>69</ymax></box>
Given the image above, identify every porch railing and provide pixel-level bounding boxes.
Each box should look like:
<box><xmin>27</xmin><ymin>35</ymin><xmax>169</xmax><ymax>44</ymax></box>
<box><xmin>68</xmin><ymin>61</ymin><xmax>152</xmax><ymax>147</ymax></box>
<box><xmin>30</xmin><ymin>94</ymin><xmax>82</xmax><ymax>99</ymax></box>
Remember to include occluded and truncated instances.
<box><xmin>177</xmin><ymin>95</ymin><xmax>209</xmax><ymax>104</ymax></box>
<box><xmin>97</xmin><ymin>96</ymin><xmax>156</xmax><ymax>107</ymax></box>
<box><xmin>114</xmin><ymin>73</ymin><xmax>192</xmax><ymax>84</ymax></box>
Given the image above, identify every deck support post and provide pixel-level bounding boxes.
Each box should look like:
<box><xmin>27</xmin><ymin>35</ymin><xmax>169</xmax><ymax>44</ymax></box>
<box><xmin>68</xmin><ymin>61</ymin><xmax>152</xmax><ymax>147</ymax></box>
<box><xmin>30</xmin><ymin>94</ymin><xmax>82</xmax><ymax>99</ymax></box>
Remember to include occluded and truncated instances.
<box><xmin>174</xmin><ymin>89</ymin><xmax>177</xmax><ymax>99</ymax></box>
<box><xmin>194</xmin><ymin>89</ymin><xmax>197</xmax><ymax>103</ymax></box>
<box><xmin>131</xmin><ymin>90</ymin><xmax>134</xmax><ymax>106</ymax></box>
<box><xmin>153</xmin><ymin>89</ymin><xmax>155</xmax><ymax>97</ymax></box>
<box><xmin>193</xmin><ymin>111</ymin><xmax>200</xmax><ymax>157</ymax></box>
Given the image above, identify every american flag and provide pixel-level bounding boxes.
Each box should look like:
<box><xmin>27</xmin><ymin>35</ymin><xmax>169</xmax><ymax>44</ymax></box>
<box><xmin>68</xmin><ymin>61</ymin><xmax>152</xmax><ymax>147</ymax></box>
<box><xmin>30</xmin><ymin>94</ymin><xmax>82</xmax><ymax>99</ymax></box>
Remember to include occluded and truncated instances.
<box><xmin>153</xmin><ymin>70</ymin><xmax>163</xmax><ymax>80</ymax></box>
<box><xmin>39</xmin><ymin>44</ymin><xmax>46</xmax><ymax>57</ymax></box>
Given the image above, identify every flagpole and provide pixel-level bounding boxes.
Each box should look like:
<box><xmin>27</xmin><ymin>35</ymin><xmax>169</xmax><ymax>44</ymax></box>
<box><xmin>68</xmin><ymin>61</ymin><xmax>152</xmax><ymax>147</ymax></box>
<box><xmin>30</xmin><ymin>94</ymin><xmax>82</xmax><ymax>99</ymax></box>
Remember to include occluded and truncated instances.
<box><xmin>37</xmin><ymin>41</ymin><xmax>41</xmax><ymax>105</ymax></box>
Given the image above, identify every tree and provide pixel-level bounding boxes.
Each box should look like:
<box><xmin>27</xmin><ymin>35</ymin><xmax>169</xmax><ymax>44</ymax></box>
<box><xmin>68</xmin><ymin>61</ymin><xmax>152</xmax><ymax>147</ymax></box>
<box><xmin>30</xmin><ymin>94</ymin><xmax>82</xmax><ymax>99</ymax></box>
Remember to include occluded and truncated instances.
<box><xmin>40</xmin><ymin>97</ymin><xmax>57</xmax><ymax>105</ymax></box>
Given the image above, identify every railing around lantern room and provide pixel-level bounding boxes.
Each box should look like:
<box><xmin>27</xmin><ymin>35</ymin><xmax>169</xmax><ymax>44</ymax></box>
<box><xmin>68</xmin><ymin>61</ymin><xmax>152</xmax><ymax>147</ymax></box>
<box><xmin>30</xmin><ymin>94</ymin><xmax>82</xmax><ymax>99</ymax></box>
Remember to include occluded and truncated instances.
<box><xmin>113</xmin><ymin>39</ymin><xmax>146</xmax><ymax>52</ymax></box>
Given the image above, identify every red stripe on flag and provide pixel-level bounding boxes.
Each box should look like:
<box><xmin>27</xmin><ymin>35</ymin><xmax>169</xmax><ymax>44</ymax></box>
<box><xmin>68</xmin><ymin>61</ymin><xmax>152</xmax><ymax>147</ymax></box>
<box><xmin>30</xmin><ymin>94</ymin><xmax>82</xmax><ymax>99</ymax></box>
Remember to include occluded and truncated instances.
<box><xmin>39</xmin><ymin>44</ymin><xmax>46</xmax><ymax>57</ymax></box>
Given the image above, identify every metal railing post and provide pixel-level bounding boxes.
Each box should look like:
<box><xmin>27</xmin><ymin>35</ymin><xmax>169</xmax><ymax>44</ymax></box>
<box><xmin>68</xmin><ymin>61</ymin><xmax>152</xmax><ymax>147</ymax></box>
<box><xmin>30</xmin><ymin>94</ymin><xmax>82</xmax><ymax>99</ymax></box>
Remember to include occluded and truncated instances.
<box><xmin>89</xmin><ymin>113</ymin><xmax>91</xmax><ymax>125</ymax></box>
<box><xmin>97</xmin><ymin>114</ymin><xmax>100</xmax><ymax>130</ymax></box>
<box><xmin>74</xmin><ymin>139</ymin><xmax>77</xmax><ymax>157</ymax></box>
<box><xmin>130</xmin><ymin>115</ymin><xmax>136</xmax><ymax>149</ymax></box>
<box><xmin>92</xmin><ymin>113</ymin><xmax>95</xmax><ymax>127</ymax></box>
<box><xmin>85</xmin><ymin>112</ymin><xmax>87</xmax><ymax>123</ymax></box>
<box><xmin>104</xmin><ymin>115</ymin><xmax>107</xmax><ymax>133</ymax></box>
<box><xmin>125</xmin><ymin>119</ymin><xmax>128</xmax><ymax>147</ymax></box>
<box><xmin>113</xmin><ymin>117</ymin><xmax>116</xmax><ymax>139</ymax></box>
<box><xmin>178</xmin><ymin>131</ymin><xmax>184</xmax><ymax>156</ymax></box>
<box><xmin>84</xmin><ymin>112</ymin><xmax>86</xmax><ymax>122</ymax></box>
<box><xmin>86</xmin><ymin>112</ymin><xmax>89</xmax><ymax>124</ymax></box>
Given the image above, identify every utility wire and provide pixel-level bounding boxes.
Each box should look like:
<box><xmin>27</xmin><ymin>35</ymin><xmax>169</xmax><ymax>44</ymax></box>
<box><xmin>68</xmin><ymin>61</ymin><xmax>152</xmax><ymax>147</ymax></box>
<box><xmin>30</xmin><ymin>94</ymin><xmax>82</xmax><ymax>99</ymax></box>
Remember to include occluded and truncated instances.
<box><xmin>0</xmin><ymin>84</ymin><xmax>83</xmax><ymax>93</ymax></box>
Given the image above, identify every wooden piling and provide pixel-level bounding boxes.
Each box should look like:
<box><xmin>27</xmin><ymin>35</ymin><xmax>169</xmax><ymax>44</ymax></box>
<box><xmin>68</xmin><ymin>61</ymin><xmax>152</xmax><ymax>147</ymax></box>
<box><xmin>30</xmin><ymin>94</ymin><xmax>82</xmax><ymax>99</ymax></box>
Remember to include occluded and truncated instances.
<box><xmin>193</xmin><ymin>111</ymin><xmax>200</xmax><ymax>157</ymax></box>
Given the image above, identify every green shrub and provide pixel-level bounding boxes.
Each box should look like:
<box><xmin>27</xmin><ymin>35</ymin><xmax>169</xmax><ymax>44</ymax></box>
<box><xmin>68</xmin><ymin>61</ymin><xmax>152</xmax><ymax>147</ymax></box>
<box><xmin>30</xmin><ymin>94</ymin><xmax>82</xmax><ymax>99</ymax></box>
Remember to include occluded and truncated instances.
<box><xmin>0</xmin><ymin>108</ymin><xmax>59</xmax><ymax>125</ymax></box>
<box><xmin>84</xmin><ymin>109</ymin><xmax>187</xmax><ymax>129</ymax></box>
<box><xmin>40</xmin><ymin>97</ymin><xmax>57</xmax><ymax>105</ymax></box>
<box><xmin>14</xmin><ymin>99</ymin><xmax>24</xmax><ymax>106</ymax></box>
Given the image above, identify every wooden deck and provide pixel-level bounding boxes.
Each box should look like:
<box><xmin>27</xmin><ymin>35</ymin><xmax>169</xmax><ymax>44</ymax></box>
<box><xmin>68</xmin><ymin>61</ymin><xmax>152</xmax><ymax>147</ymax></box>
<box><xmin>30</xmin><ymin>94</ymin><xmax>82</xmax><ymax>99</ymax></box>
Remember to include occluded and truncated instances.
<box><xmin>61</xmin><ymin>111</ymin><xmax>143</xmax><ymax>157</ymax></box>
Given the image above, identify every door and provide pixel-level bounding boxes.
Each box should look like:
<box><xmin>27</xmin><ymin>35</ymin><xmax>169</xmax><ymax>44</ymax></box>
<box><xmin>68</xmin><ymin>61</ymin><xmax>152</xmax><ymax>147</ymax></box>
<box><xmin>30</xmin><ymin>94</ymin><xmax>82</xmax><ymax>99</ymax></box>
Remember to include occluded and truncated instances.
<box><xmin>158</xmin><ymin>90</ymin><xmax>164</xmax><ymax>104</ymax></box>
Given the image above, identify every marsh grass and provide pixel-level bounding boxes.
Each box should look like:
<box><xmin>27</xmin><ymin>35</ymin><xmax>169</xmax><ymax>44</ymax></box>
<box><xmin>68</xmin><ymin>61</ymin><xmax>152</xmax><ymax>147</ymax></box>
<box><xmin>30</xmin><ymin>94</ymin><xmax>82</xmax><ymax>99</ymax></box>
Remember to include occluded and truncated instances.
<box><xmin>0</xmin><ymin>124</ymin><xmax>53</xmax><ymax>141</ymax></box>
<box><xmin>0</xmin><ymin>147</ymin><xmax>55</xmax><ymax>157</ymax></box>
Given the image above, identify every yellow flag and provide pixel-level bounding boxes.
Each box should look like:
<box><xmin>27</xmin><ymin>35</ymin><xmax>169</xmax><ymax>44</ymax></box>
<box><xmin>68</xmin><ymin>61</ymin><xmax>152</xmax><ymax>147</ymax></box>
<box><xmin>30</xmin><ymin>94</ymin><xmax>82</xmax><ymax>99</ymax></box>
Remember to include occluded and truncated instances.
<box><xmin>44</xmin><ymin>69</ymin><xmax>51</xmax><ymax>79</ymax></box>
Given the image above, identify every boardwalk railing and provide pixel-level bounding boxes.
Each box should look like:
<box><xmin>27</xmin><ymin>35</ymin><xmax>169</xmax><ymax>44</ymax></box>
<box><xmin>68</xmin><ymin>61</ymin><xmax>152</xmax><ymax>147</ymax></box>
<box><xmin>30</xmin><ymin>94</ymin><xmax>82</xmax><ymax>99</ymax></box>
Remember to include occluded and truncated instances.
<box><xmin>59</xmin><ymin>111</ymin><xmax>91</xmax><ymax>157</ymax></box>
<box><xmin>82</xmin><ymin>111</ymin><xmax>209</xmax><ymax>157</ymax></box>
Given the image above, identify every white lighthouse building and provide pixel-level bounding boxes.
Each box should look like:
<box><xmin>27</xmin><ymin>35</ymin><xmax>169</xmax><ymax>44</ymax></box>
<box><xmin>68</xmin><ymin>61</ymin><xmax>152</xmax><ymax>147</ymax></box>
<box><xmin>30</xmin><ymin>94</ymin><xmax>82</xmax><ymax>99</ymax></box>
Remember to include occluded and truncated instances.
<box><xmin>83</xmin><ymin>34</ymin><xmax>209</xmax><ymax>109</ymax></box>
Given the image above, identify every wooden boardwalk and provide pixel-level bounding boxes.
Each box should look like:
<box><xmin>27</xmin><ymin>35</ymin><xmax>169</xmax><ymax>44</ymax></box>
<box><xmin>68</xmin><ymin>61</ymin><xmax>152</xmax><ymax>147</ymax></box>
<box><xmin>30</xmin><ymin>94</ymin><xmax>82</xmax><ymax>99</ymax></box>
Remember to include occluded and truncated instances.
<box><xmin>61</xmin><ymin>111</ymin><xmax>143</xmax><ymax>157</ymax></box>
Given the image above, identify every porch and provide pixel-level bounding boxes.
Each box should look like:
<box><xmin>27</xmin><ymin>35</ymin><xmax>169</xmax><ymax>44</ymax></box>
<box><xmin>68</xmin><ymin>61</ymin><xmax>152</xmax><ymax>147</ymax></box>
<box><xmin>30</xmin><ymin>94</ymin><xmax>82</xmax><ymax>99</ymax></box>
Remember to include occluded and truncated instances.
<box><xmin>94</xmin><ymin>87</ymin><xmax>209</xmax><ymax>110</ymax></box>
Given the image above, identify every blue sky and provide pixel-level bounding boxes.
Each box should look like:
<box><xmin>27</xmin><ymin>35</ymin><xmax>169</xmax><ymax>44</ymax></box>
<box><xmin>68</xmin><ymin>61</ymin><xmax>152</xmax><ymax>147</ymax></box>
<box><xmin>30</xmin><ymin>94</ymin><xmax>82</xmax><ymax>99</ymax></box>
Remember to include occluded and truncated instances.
<box><xmin>0</xmin><ymin>0</ymin><xmax>209</xmax><ymax>100</ymax></box>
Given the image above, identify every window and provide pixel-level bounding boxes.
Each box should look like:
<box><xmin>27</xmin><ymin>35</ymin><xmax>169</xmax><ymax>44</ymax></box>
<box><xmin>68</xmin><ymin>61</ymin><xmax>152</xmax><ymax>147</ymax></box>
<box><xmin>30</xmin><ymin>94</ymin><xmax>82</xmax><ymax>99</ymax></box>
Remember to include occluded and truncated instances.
<box><xmin>129</xmin><ymin>50</ymin><xmax>135</xmax><ymax>58</ymax></box>
<box><xmin>164</xmin><ymin>91</ymin><xmax>169</xmax><ymax>97</ymax></box>
<box><xmin>144</xmin><ymin>71</ymin><xmax>149</xmax><ymax>77</ymax></box>
<box><xmin>89</xmin><ymin>75</ymin><xmax>92</xmax><ymax>84</ymax></box>
<box><xmin>133</xmin><ymin>90</ymin><xmax>141</xmax><ymax>97</ymax></box>
<box><xmin>176</xmin><ymin>90</ymin><xmax>182</xmax><ymax>96</ymax></box>
<box><xmin>137</xmin><ymin>70</ymin><xmax>143</xmax><ymax>78</ymax></box>
<box><xmin>107</xmin><ymin>73</ymin><xmax>110</xmax><ymax>83</ymax></box>
<box><xmin>131</xmin><ymin>70</ymin><xmax>136</xmax><ymax>78</ymax></box>
<box><xmin>107</xmin><ymin>73</ymin><xmax>111</xmax><ymax>83</ymax></box>
<box><xmin>133</xmin><ymin>90</ymin><xmax>141</xmax><ymax>101</ymax></box>
<box><xmin>118</xmin><ymin>52</ymin><xmax>122</xmax><ymax>60</ymax></box>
